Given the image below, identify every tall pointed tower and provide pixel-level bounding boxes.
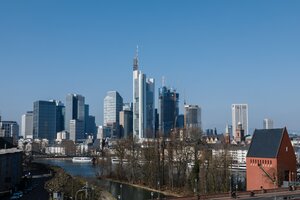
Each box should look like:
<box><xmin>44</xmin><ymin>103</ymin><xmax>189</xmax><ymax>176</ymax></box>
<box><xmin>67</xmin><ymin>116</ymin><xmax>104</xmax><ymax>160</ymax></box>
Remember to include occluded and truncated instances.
<box><xmin>132</xmin><ymin>47</ymin><xmax>155</xmax><ymax>139</ymax></box>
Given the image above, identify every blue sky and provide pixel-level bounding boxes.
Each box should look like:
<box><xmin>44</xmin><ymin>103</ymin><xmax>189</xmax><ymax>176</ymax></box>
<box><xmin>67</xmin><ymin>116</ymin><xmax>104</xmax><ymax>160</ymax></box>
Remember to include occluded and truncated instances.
<box><xmin>0</xmin><ymin>1</ymin><xmax>300</xmax><ymax>132</ymax></box>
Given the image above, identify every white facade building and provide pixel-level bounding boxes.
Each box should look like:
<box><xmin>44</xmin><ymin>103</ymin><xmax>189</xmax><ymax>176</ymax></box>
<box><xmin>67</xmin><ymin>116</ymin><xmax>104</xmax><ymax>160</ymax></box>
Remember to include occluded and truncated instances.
<box><xmin>132</xmin><ymin>49</ymin><xmax>155</xmax><ymax>139</ymax></box>
<box><xmin>232</xmin><ymin>104</ymin><xmax>248</xmax><ymax>138</ymax></box>
<box><xmin>21</xmin><ymin>111</ymin><xmax>33</xmax><ymax>139</ymax></box>
<box><xmin>103</xmin><ymin>91</ymin><xmax>123</xmax><ymax>126</ymax></box>
<box><xmin>212</xmin><ymin>146</ymin><xmax>248</xmax><ymax>170</ymax></box>
<box><xmin>263</xmin><ymin>118</ymin><xmax>273</xmax><ymax>129</ymax></box>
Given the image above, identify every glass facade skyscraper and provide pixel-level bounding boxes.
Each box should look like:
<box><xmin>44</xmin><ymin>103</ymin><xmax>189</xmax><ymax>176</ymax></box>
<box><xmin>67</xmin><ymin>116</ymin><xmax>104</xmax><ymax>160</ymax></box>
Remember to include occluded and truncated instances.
<box><xmin>104</xmin><ymin>91</ymin><xmax>123</xmax><ymax>137</ymax></box>
<box><xmin>133</xmin><ymin>50</ymin><xmax>155</xmax><ymax>139</ymax></box>
<box><xmin>33</xmin><ymin>100</ymin><xmax>56</xmax><ymax>142</ymax></box>
<box><xmin>184</xmin><ymin>104</ymin><xmax>201</xmax><ymax>130</ymax></box>
<box><xmin>65</xmin><ymin>94</ymin><xmax>85</xmax><ymax>134</ymax></box>
<box><xmin>158</xmin><ymin>86</ymin><xmax>179</xmax><ymax>136</ymax></box>
<box><xmin>119</xmin><ymin>110</ymin><xmax>133</xmax><ymax>138</ymax></box>
<box><xmin>54</xmin><ymin>101</ymin><xmax>65</xmax><ymax>133</ymax></box>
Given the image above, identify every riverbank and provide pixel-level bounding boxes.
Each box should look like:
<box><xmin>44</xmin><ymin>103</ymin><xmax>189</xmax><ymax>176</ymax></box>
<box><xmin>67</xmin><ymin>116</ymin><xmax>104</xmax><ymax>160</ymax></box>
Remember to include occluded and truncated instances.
<box><xmin>34</xmin><ymin>158</ymin><xmax>169</xmax><ymax>199</ymax></box>
<box><xmin>39</xmin><ymin>163</ymin><xmax>116</xmax><ymax>200</ymax></box>
<box><xmin>104</xmin><ymin>178</ymin><xmax>187</xmax><ymax>198</ymax></box>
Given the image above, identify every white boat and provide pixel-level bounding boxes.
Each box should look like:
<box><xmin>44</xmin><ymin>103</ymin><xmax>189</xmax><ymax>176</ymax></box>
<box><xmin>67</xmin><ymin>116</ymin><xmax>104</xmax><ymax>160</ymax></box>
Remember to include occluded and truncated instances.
<box><xmin>72</xmin><ymin>157</ymin><xmax>93</xmax><ymax>163</ymax></box>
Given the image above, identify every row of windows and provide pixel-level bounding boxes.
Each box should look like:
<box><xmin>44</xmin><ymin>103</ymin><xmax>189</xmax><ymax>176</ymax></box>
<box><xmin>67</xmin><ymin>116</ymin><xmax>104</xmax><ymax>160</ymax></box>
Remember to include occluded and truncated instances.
<box><xmin>249</xmin><ymin>159</ymin><xmax>273</xmax><ymax>165</ymax></box>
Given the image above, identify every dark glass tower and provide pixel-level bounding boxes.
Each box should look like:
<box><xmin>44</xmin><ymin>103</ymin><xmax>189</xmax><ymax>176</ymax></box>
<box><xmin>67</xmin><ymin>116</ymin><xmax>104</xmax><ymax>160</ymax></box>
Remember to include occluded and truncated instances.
<box><xmin>33</xmin><ymin>101</ymin><xmax>56</xmax><ymax>142</ymax></box>
<box><xmin>65</xmin><ymin>94</ymin><xmax>85</xmax><ymax>133</ymax></box>
<box><xmin>158</xmin><ymin>86</ymin><xmax>179</xmax><ymax>136</ymax></box>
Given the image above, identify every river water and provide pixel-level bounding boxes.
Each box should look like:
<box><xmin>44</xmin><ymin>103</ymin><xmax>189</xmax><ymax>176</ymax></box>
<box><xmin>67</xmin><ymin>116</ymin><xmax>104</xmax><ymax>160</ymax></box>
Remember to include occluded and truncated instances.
<box><xmin>35</xmin><ymin>158</ymin><xmax>165</xmax><ymax>200</ymax></box>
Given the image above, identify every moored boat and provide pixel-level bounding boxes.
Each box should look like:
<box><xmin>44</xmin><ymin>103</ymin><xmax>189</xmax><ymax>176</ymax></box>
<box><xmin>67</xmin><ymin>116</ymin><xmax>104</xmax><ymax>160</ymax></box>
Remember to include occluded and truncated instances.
<box><xmin>72</xmin><ymin>157</ymin><xmax>93</xmax><ymax>163</ymax></box>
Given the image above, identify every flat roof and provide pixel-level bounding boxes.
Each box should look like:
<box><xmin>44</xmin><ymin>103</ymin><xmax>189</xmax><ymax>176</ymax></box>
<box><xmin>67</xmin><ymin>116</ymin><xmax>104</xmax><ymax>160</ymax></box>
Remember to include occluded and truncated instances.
<box><xmin>0</xmin><ymin>148</ymin><xmax>23</xmax><ymax>155</ymax></box>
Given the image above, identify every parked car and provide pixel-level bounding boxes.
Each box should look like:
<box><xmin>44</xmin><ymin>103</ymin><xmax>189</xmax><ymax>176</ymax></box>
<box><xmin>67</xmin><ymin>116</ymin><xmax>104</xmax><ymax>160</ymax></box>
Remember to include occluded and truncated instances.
<box><xmin>10</xmin><ymin>194</ymin><xmax>20</xmax><ymax>199</ymax></box>
<box><xmin>13</xmin><ymin>191</ymin><xmax>23</xmax><ymax>198</ymax></box>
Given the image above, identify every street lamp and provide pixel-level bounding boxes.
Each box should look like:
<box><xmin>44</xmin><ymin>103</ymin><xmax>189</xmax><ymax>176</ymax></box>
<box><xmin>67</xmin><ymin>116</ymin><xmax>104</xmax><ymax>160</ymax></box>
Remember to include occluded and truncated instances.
<box><xmin>194</xmin><ymin>178</ymin><xmax>199</xmax><ymax>200</ymax></box>
<box><xmin>157</xmin><ymin>181</ymin><xmax>160</xmax><ymax>200</ymax></box>
<box><xmin>235</xmin><ymin>184</ymin><xmax>238</xmax><ymax>199</ymax></box>
<box><xmin>194</xmin><ymin>178</ymin><xmax>197</xmax><ymax>195</ymax></box>
<box><xmin>120</xmin><ymin>184</ymin><xmax>123</xmax><ymax>200</ymax></box>
<box><xmin>229</xmin><ymin>175</ymin><xmax>232</xmax><ymax>197</ymax></box>
<box><xmin>75</xmin><ymin>182</ymin><xmax>90</xmax><ymax>200</ymax></box>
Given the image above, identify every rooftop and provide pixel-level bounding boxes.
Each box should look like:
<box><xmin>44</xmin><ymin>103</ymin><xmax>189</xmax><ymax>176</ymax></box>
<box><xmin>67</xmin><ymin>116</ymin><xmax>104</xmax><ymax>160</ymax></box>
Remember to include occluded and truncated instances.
<box><xmin>247</xmin><ymin>128</ymin><xmax>285</xmax><ymax>158</ymax></box>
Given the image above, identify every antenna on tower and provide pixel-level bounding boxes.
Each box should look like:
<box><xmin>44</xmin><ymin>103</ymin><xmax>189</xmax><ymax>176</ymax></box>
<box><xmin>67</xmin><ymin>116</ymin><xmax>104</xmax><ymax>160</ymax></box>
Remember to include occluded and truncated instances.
<box><xmin>133</xmin><ymin>45</ymin><xmax>139</xmax><ymax>71</ymax></box>
<box><xmin>136</xmin><ymin>45</ymin><xmax>139</xmax><ymax>58</ymax></box>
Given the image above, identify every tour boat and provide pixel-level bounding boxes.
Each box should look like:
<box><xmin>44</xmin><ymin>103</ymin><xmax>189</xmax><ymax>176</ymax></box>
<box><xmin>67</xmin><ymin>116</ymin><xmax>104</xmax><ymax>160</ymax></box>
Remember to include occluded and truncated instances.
<box><xmin>72</xmin><ymin>157</ymin><xmax>93</xmax><ymax>163</ymax></box>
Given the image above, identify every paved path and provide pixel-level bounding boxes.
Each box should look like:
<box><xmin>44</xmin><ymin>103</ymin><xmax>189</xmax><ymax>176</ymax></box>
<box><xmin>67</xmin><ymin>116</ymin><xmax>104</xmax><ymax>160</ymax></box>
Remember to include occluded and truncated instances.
<box><xmin>167</xmin><ymin>189</ymin><xmax>300</xmax><ymax>200</ymax></box>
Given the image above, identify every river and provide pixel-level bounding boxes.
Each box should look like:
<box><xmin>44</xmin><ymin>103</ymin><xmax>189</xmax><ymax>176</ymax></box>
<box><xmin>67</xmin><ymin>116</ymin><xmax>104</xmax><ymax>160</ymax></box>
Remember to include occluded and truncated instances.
<box><xmin>35</xmin><ymin>158</ymin><xmax>165</xmax><ymax>200</ymax></box>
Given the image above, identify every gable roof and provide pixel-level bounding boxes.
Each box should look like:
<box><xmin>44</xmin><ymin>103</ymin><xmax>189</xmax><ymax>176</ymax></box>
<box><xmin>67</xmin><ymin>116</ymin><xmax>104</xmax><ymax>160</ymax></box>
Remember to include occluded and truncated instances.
<box><xmin>247</xmin><ymin>128</ymin><xmax>285</xmax><ymax>158</ymax></box>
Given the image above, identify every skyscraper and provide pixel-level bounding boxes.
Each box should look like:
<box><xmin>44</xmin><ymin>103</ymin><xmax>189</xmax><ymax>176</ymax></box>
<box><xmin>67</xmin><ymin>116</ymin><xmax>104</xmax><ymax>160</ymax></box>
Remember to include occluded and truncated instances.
<box><xmin>103</xmin><ymin>91</ymin><xmax>123</xmax><ymax>126</ymax></box>
<box><xmin>119</xmin><ymin>110</ymin><xmax>133</xmax><ymax>138</ymax></box>
<box><xmin>103</xmin><ymin>91</ymin><xmax>123</xmax><ymax>138</ymax></box>
<box><xmin>69</xmin><ymin>119</ymin><xmax>84</xmax><ymax>142</ymax></box>
<box><xmin>184</xmin><ymin>104</ymin><xmax>201</xmax><ymax>129</ymax></box>
<box><xmin>263</xmin><ymin>118</ymin><xmax>273</xmax><ymax>129</ymax></box>
<box><xmin>86</xmin><ymin>115</ymin><xmax>96</xmax><ymax>137</ymax></box>
<box><xmin>21</xmin><ymin>111</ymin><xmax>33</xmax><ymax>139</ymax></box>
<box><xmin>132</xmin><ymin>49</ymin><xmax>155</xmax><ymax>139</ymax></box>
<box><xmin>84</xmin><ymin>104</ymin><xmax>89</xmax><ymax>133</ymax></box>
<box><xmin>232</xmin><ymin>104</ymin><xmax>248</xmax><ymax>138</ymax></box>
<box><xmin>53</xmin><ymin>100</ymin><xmax>65</xmax><ymax>133</ymax></box>
<box><xmin>33</xmin><ymin>100</ymin><xmax>56</xmax><ymax>142</ymax></box>
<box><xmin>0</xmin><ymin>121</ymin><xmax>19</xmax><ymax>140</ymax></box>
<box><xmin>65</xmin><ymin>94</ymin><xmax>85</xmax><ymax>133</ymax></box>
<box><xmin>158</xmin><ymin>86</ymin><xmax>179</xmax><ymax>136</ymax></box>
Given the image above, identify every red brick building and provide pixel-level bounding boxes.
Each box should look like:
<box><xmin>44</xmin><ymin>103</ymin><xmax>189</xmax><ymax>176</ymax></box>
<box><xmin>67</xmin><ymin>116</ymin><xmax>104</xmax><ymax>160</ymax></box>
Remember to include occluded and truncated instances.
<box><xmin>246</xmin><ymin>127</ymin><xmax>296</xmax><ymax>191</ymax></box>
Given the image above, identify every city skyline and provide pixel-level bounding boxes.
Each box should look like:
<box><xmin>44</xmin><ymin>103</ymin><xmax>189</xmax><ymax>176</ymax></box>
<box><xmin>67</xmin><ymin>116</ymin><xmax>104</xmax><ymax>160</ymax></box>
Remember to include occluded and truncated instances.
<box><xmin>1</xmin><ymin>1</ymin><xmax>300</xmax><ymax>132</ymax></box>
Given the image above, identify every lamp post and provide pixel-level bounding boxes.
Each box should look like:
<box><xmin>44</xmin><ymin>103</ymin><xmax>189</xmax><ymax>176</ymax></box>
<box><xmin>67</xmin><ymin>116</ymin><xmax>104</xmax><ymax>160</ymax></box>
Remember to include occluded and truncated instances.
<box><xmin>151</xmin><ymin>191</ymin><xmax>154</xmax><ymax>200</ymax></box>
<box><xmin>194</xmin><ymin>178</ymin><xmax>197</xmax><ymax>196</ymax></box>
<box><xmin>75</xmin><ymin>182</ymin><xmax>89</xmax><ymax>200</ymax></box>
<box><xmin>157</xmin><ymin>181</ymin><xmax>160</xmax><ymax>200</ymax></box>
<box><xmin>229</xmin><ymin>175</ymin><xmax>232</xmax><ymax>197</ymax></box>
<box><xmin>120</xmin><ymin>184</ymin><xmax>123</xmax><ymax>200</ymax></box>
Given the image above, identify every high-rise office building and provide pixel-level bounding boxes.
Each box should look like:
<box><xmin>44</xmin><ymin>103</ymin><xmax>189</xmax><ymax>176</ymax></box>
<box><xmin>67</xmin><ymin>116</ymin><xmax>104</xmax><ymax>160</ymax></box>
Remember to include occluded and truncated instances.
<box><xmin>145</xmin><ymin>78</ymin><xmax>155</xmax><ymax>138</ymax></box>
<box><xmin>158</xmin><ymin>86</ymin><xmax>179</xmax><ymax>136</ymax></box>
<box><xmin>86</xmin><ymin>115</ymin><xmax>96</xmax><ymax>137</ymax></box>
<box><xmin>103</xmin><ymin>91</ymin><xmax>123</xmax><ymax>138</ymax></box>
<box><xmin>119</xmin><ymin>110</ymin><xmax>133</xmax><ymax>138</ymax></box>
<box><xmin>123</xmin><ymin>103</ymin><xmax>133</xmax><ymax>111</ymax></box>
<box><xmin>184</xmin><ymin>104</ymin><xmax>201</xmax><ymax>129</ymax></box>
<box><xmin>65</xmin><ymin>94</ymin><xmax>85</xmax><ymax>133</ymax></box>
<box><xmin>232</xmin><ymin>104</ymin><xmax>248</xmax><ymax>138</ymax></box>
<box><xmin>0</xmin><ymin>121</ymin><xmax>19</xmax><ymax>141</ymax></box>
<box><xmin>132</xmin><ymin>49</ymin><xmax>155</xmax><ymax>139</ymax></box>
<box><xmin>21</xmin><ymin>111</ymin><xmax>33</xmax><ymax>139</ymax></box>
<box><xmin>33</xmin><ymin>100</ymin><xmax>56</xmax><ymax>142</ymax></box>
<box><xmin>104</xmin><ymin>91</ymin><xmax>123</xmax><ymax>126</ymax></box>
<box><xmin>176</xmin><ymin>114</ymin><xmax>184</xmax><ymax>129</ymax></box>
<box><xmin>69</xmin><ymin>119</ymin><xmax>84</xmax><ymax>142</ymax></box>
<box><xmin>263</xmin><ymin>118</ymin><xmax>273</xmax><ymax>129</ymax></box>
<box><xmin>84</xmin><ymin>104</ymin><xmax>89</xmax><ymax>133</ymax></box>
<box><xmin>53</xmin><ymin>100</ymin><xmax>65</xmax><ymax>133</ymax></box>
